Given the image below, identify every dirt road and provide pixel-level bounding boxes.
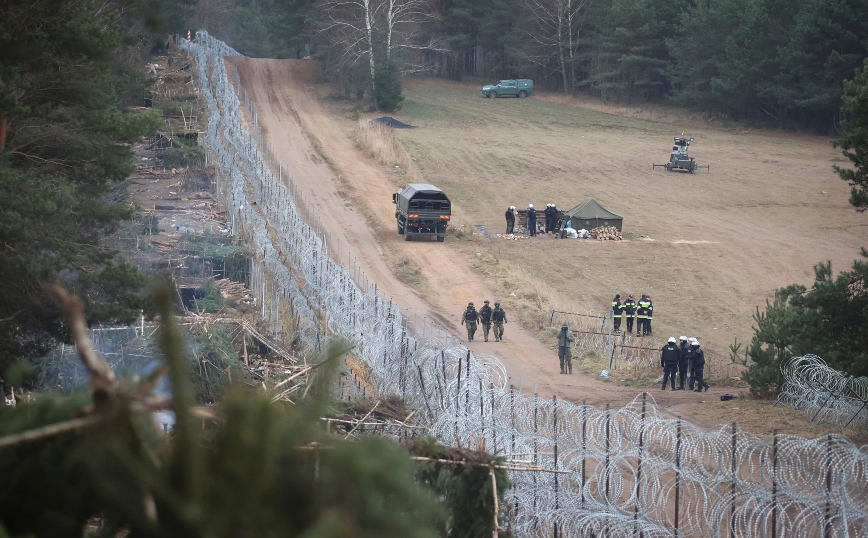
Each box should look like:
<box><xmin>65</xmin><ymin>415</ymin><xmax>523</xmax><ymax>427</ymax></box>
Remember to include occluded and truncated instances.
<box><xmin>233</xmin><ymin>58</ymin><xmax>703</xmax><ymax>409</ymax></box>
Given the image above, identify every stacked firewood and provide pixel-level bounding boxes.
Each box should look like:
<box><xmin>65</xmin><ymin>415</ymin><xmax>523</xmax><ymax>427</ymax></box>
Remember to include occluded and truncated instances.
<box><xmin>214</xmin><ymin>278</ymin><xmax>248</xmax><ymax>301</ymax></box>
<box><xmin>590</xmin><ymin>226</ymin><xmax>622</xmax><ymax>241</ymax></box>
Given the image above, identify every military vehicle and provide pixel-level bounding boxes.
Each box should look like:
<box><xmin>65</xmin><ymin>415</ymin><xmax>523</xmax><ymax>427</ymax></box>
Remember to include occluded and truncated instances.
<box><xmin>392</xmin><ymin>184</ymin><xmax>451</xmax><ymax>242</ymax></box>
<box><xmin>481</xmin><ymin>79</ymin><xmax>534</xmax><ymax>98</ymax></box>
<box><xmin>653</xmin><ymin>136</ymin><xmax>710</xmax><ymax>173</ymax></box>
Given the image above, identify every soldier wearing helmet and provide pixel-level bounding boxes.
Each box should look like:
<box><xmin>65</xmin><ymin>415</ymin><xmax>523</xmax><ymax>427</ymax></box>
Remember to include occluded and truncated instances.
<box><xmin>461</xmin><ymin>302</ymin><xmax>479</xmax><ymax>342</ymax></box>
<box><xmin>557</xmin><ymin>324</ymin><xmax>575</xmax><ymax>374</ymax></box>
<box><xmin>479</xmin><ymin>300</ymin><xmax>494</xmax><ymax>342</ymax></box>
<box><xmin>492</xmin><ymin>301</ymin><xmax>508</xmax><ymax>342</ymax></box>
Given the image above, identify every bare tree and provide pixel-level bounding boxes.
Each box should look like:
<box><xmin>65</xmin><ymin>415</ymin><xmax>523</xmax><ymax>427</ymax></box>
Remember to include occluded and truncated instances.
<box><xmin>521</xmin><ymin>0</ymin><xmax>589</xmax><ymax>92</ymax></box>
<box><xmin>317</xmin><ymin>0</ymin><xmax>443</xmax><ymax>99</ymax></box>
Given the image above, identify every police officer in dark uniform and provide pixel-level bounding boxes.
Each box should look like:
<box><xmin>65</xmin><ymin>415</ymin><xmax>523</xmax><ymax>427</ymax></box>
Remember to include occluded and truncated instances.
<box><xmin>688</xmin><ymin>339</ymin><xmax>710</xmax><ymax>392</ymax></box>
<box><xmin>527</xmin><ymin>204</ymin><xmax>537</xmax><ymax>236</ymax></box>
<box><xmin>622</xmin><ymin>294</ymin><xmax>637</xmax><ymax>335</ymax></box>
<box><xmin>505</xmin><ymin>206</ymin><xmax>516</xmax><ymax>234</ymax></box>
<box><xmin>660</xmin><ymin>337</ymin><xmax>681</xmax><ymax>390</ymax></box>
<box><xmin>478</xmin><ymin>299</ymin><xmax>493</xmax><ymax>342</ymax></box>
<box><xmin>550</xmin><ymin>203</ymin><xmax>558</xmax><ymax>233</ymax></box>
<box><xmin>677</xmin><ymin>336</ymin><xmax>689</xmax><ymax>390</ymax></box>
<box><xmin>461</xmin><ymin>302</ymin><xmax>479</xmax><ymax>342</ymax></box>
<box><xmin>611</xmin><ymin>294</ymin><xmax>622</xmax><ymax>333</ymax></box>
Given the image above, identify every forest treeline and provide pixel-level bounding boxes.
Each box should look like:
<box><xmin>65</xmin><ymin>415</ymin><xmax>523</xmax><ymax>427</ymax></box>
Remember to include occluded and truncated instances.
<box><xmin>200</xmin><ymin>0</ymin><xmax>867</xmax><ymax>131</ymax></box>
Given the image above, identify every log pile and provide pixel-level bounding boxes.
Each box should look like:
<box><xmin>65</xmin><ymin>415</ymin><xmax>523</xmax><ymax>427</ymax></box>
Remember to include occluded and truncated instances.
<box><xmin>214</xmin><ymin>278</ymin><xmax>248</xmax><ymax>301</ymax></box>
<box><xmin>590</xmin><ymin>226</ymin><xmax>623</xmax><ymax>241</ymax></box>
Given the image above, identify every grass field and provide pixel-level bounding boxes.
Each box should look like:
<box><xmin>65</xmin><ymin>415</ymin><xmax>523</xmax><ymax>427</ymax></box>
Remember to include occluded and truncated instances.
<box><xmin>375</xmin><ymin>78</ymin><xmax>866</xmax><ymax>357</ymax></box>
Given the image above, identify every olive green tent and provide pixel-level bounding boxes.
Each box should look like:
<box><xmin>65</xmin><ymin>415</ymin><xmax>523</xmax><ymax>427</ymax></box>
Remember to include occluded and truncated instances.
<box><xmin>562</xmin><ymin>199</ymin><xmax>624</xmax><ymax>231</ymax></box>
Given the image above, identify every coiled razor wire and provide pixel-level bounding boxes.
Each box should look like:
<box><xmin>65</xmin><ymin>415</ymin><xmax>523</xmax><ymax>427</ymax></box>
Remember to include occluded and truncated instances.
<box><xmin>777</xmin><ymin>355</ymin><xmax>868</xmax><ymax>430</ymax></box>
<box><xmin>181</xmin><ymin>31</ymin><xmax>868</xmax><ymax>537</ymax></box>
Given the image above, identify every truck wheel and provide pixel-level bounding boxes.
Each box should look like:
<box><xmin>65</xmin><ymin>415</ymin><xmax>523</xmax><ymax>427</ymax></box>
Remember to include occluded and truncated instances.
<box><xmin>518</xmin><ymin>90</ymin><xmax>527</xmax><ymax>98</ymax></box>
<box><xmin>405</xmin><ymin>232</ymin><xmax>412</xmax><ymax>241</ymax></box>
<box><xmin>397</xmin><ymin>220</ymin><xmax>404</xmax><ymax>235</ymax></box>
<box><xmin>437</xmin><ymin>235</ymin><xmax>445</xmax><ymax>242</ymax></box>
<box><xmin>488</xmin><ymin>91</ymin><xmax>497</xmax><ymax>98</ymax></box>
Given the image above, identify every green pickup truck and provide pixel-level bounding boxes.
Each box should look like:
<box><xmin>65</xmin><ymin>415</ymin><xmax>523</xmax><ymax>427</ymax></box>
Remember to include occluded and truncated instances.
<box><xmin>481</xmin><ymin>79</ymin><xmax>534</xmax><ymax>98</ymax></box>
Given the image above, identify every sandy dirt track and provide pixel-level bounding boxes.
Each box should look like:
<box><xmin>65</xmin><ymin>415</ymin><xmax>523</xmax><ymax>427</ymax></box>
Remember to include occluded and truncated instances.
<box><xmin>231</xmin><ymin>58</ymin><xmax>690</xmax><ymax>409</ymax></box>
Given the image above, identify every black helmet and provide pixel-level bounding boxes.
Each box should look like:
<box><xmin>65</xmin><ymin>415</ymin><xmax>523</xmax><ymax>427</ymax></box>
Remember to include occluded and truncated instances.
<box><xmin>468</xmin><ymin>302</ymin><xmax>474</xmax><ymax>306</ymax></box>
<box><xmin>615</xmin><ymin>294</ymin><xmax>621</xmax><ymax>299</ymax></box>
<box><xmin>494</xmin><ymin>302</ymin><xmax>500</xmax><ymax>306</ymax></box>
<box><xmin>561</xmin><ymin>324</ymin><xmax>568</xmax><ymax>330</ymax></box>
<box><xmin>484</xmin><ymin>299</ymin><xmax>490</xmax><ymax>303</ymax></box>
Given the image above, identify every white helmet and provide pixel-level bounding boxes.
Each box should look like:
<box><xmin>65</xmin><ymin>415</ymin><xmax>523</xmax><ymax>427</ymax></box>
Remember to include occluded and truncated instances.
<box><xmin>668</xmin><ymin>337</ymin><xmax>676</xmax><ymax>343</ymax></box>
<box><xmin>679</xmin><ymin>335</ymin><xmax>687</xmax><ymax>341</ymax></box>
<box><xmin>528</xmin><ymin>203</ymin><xmax>534</xmax><ymax>208</ymax></box>
<box><xmin>550</xmin><ymin>203</ymin><xmax>555</xmax><ymax>206</ymax></box>
<box><xmin>691</xmin><ymin>338</ymin><xmax>699</xmax><ymax>346</ymax></box>
<box><xmin>510</xmin><ymin>205</ymin><xmax>515</xmax><ymax>210</ymax></box>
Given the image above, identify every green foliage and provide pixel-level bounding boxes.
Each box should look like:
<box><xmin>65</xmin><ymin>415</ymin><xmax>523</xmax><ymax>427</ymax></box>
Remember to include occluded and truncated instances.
<box><xmin>408</xmin><ymin>436</ymin><xmax>510</xmax><ymax>538</ymax></box>
<box><xmin>202</xmin><ymin>0</ymin><xmax>316</xmax><ymax>59</ymax></box>
<box><xmin>0</xmin><ymin>0</ymin><xmax>163</xmax><ymax>377</ymax></box>
<box><xmin>189</xmin><ymin>323</ymin><xmax>245</xmax><ymax>404</ymax></box>
<box><xmin>834</xmin><ymin>58</ymin><xmax>868</xmax><ymax>211</ymax></box>
<box><xmin>374</xmin><ymin>62</ymin><xmax>405</xmax><ymax>112</ymax></box>
<box><xmin>740</xmin><ymin>251</ymin><xmax>868</xmax><ymax>396</ymax></box>
<box><xmin>0</xmin><ymin>289</ymin><xmax>443</xmax><ymax>537</ymax></box>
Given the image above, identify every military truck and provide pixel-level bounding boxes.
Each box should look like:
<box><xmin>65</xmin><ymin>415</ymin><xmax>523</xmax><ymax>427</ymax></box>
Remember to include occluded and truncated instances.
<box><xmin>392</xmin><ymin>184</ymin><xmax>451</xmax><ymax>242</ymax></box>
<box><xmin>481</xmin><ymin>79</ymin><xmax>534</xmax><ymax>98</ymax></box>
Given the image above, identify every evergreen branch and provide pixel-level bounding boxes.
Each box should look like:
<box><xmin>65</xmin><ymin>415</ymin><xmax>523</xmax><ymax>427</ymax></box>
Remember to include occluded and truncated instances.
<box><xmin>0</xmin><ymin>414</ymin><xmax>104</xmax><ymax>449</ymax></box>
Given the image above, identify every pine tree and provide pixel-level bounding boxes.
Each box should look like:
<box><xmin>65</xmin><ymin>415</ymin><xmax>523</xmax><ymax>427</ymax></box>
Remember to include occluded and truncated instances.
<box><xmin>834</xmin><ymin>59</ymin><xmax>868</xmax><ymax>210</ymax></box>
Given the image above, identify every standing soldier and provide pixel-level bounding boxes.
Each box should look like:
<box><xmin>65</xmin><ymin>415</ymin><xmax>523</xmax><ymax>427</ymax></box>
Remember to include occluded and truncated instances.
<box><xmin>622</xmin><ymin>294</ymin><xmax>637</xmax><ymax>335</ymax></box>
<box><xmin>611</xmin><ymin>294</ymin><xmax>622</xmax><ymax>334</ymax></box>
<box><xmin>460</xmin><ymin>302</ymin><xmax>479</xmax><ymax>342</ymax></box>
<box><xmin>479</xmin><ymin>300</ymin><xmax>494</xmax><ymax>342</ymax></box>
<box><xmin>677</xmin><ymin>336</ymin><xmax>689</xmax><ymax>390</ymax></box>
<box><xmin>660</xmin><ymin>337</ymin><xmax>681</xmax><ymax>390</ymax></box>
<box><xmin>688</xmin><ymin>339</ymin><xmax>710</xmax><ymax>392</ymax></box>
<box><xmin>505</xmin><ymin>206</ymin><xmax>516</xmax><ymax>234</ymax></box>
<box><xmin>645</xmin><ymin>295</ymin><xmax>655</xmax><ymax>336</ymax></box>
<box><xmin>492</xmin><ymin>301</ymin><xmax>507</xmax><ymax>341</ymax></box>
<box><xmin>557</xmin><ymin>324</ymin><xmax>575</xmax><ymax>374</ymax></box>
<box><xmin>527</xmin><ymin>204</ymin><xmax>537</xmax><ymax>236</ymax></box>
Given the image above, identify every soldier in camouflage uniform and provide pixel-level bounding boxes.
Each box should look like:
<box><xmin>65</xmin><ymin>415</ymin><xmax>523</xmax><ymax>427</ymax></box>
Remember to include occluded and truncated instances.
<box><xmin>478</xmin><ymin>300</ymin><xmax>493</xmax><ymax>342</ymax></box>
<box><xmin>492</xmin><ymin>302</ymin><xmax>507</xmax><ymax>342</ymax></box>
<box><xmin>461</xmin><ymin>302</ymin><xmax>479</xmax><ymax>342</ymax></box>
<box><xmin>557</xmin><ymin>324</ymin><xmax>575</xmax><ymax>374</ymax></box>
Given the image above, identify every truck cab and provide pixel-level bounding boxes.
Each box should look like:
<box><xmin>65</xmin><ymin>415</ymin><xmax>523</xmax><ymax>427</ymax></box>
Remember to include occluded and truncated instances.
<box><xmin>392</xmin><ymin>184</ymin><xmax>451</xmax><ymax>241</ymax></box>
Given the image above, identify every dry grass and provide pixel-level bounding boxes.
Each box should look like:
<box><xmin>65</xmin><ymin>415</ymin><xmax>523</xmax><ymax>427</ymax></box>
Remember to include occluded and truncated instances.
<box><xmin>354</xmin><ymin>119</ymin><xmax>423</xmax><ymax>182</ymax></box>
<box><xmin>393</xmin><ymin>77</ymin><xmax>865</xmax><ymax>380</ymax></box>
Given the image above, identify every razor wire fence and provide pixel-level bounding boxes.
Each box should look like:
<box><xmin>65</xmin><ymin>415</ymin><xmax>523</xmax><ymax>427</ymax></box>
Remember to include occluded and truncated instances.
<box><xmin>777</xmin><ymin>355</ymin><xmax>868</xmax><ymax>430</ymax></box>
<box><xmin>180</xmin><ymin>31</ymin><xmax>868</xmax><ymax>537</ymax></box>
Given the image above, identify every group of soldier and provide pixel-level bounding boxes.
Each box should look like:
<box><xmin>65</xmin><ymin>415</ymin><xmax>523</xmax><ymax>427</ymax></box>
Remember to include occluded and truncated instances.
<box><xmin>504</xmin><ymin>204</ymin><xmax>560</xmax><ymax>237</ymax></box>
<box><xmin>461</xmin><ymin>300</ymin><xmax>508</xmax><ymax>342</ymax></box>
<box><xmin>659</xmin><ymin>336</ymin><xmax>711</xmax><ymax>392</ymax></box>
<box><xmin>610</xmin><ymin>293</ymin><xmax>654</xmax><ymax>336</ymax></box>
